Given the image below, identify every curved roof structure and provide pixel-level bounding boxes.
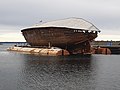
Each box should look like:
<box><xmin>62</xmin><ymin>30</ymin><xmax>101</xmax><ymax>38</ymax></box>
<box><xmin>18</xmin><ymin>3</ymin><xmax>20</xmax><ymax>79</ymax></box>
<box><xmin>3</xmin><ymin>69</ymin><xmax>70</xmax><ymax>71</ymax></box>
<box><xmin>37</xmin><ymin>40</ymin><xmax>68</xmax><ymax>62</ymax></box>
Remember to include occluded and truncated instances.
<box><xmin>23</xmin><ymin>17</ymin><xmax>100</xmax><ymax>32</ymax></box>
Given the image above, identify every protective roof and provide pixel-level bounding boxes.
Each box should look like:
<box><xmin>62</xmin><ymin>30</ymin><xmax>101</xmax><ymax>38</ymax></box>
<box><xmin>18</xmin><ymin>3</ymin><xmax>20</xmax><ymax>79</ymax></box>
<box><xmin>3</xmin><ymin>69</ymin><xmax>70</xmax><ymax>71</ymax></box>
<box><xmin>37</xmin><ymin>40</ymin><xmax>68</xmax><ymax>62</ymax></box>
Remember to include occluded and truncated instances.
<box><xmin>23</xmin><ymin>17</ymin><xmax>100</xmax><ymax>31</ymax></box>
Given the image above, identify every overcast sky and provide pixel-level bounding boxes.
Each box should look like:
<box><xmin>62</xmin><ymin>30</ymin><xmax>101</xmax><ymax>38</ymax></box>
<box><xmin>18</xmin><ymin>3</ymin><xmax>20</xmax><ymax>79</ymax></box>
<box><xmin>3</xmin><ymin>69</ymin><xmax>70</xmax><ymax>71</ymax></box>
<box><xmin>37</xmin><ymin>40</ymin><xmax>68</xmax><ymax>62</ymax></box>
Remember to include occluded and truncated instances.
<box><xmin>0</xmin><ymin>0</ymin><xmax>120</xmax><ymax>41</ymax></box>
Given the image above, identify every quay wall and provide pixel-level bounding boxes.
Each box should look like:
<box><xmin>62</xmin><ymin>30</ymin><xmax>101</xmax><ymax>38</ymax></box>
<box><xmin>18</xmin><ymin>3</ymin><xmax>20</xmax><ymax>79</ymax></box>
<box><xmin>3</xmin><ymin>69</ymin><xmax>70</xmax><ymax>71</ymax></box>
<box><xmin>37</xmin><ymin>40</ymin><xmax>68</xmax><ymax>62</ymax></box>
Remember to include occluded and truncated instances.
<box><xmin>91</xmin><ymin>41</ymin><xmax>120</xmax><ymax>46</ymax></box>
<box><xmin>91</xmin><ymin>41</ymin><xmax>120</xmax><ymax>54</ymax></box>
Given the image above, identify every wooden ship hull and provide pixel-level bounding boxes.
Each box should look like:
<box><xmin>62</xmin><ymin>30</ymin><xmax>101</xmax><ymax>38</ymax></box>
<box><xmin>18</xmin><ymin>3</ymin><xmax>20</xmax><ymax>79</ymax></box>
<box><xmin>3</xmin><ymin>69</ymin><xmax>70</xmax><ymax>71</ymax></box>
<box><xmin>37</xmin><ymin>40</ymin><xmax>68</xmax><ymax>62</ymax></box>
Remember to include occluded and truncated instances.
<box><xmin>21</xmin><ymin>18</ymin><xmax>100</xmax><ymax>54</ymax></box>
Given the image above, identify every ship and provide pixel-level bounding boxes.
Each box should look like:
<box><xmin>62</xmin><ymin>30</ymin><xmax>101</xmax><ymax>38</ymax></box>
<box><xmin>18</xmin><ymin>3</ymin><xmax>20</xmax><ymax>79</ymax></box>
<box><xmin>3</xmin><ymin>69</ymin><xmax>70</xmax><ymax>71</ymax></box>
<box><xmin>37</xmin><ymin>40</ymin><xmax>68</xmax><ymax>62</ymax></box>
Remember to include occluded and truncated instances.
<box><xmin>21</xmin><ymin>17</ymin><xmax>100</xmax><ymax>54</ymax></box>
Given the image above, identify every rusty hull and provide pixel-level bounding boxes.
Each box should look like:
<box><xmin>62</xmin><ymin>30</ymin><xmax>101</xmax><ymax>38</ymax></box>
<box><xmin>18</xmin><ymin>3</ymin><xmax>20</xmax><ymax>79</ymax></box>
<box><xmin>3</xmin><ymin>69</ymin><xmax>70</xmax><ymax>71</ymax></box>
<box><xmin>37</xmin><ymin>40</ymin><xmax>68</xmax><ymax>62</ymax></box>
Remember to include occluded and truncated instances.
<box><xmin>21</xmin><ymin>27</ymin><xmax>98</xmax><ymax>54</ymax></box>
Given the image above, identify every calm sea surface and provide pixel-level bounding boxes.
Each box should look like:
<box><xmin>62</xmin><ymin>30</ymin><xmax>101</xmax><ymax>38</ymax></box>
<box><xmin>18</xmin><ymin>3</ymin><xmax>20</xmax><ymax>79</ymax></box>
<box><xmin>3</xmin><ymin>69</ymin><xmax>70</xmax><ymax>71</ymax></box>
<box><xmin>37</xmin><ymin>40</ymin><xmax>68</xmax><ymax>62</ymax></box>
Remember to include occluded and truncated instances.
<box><xmin>0</xmin><ymin>43</ymin><xmax>120</xmax><ymax>90</ymax></box>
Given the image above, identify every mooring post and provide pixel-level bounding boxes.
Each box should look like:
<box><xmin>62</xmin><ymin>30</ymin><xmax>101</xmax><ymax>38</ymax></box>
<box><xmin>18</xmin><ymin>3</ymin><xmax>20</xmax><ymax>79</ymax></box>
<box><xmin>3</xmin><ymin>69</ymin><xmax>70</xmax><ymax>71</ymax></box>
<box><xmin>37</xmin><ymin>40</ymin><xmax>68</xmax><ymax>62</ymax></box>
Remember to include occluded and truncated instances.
<box><xmin>62</xmin><ymin>49</ymin><xmax>64</xmax><ymax>56</ymax></box>
<box><xmin>105</xmin><ymin>48</ymin><xmax>107</xmax><ymax>55</ymax></box>
<box><xmin>48</xmin><ymin>42</ymin><xmax>51</xmax><ymax>49</ymax></box>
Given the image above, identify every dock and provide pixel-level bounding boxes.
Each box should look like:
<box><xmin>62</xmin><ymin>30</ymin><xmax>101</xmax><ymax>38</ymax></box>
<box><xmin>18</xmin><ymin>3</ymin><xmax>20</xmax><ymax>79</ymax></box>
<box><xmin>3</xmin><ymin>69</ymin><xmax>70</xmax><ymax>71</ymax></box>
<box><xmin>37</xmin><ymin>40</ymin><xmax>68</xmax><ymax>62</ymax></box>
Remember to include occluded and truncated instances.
<box><xmin>91</xmin><ymin>41</ymin><xmax>120</xmax><ymax>54</ymax></box>
<box><xmin>7</xmin><ymin>40</ymin><xmax>120</xmax><ymax>55</ymax></box>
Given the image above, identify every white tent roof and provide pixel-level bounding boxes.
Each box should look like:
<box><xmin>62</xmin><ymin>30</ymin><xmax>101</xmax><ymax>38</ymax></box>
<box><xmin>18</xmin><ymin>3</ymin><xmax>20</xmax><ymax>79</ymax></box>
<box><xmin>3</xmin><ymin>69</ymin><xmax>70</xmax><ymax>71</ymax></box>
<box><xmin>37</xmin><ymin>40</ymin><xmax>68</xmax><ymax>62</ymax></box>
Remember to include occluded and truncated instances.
<box><xmin>24</xmin><ymin>17</ymin><xmax>100</xmax><ymax>31</ymax></box>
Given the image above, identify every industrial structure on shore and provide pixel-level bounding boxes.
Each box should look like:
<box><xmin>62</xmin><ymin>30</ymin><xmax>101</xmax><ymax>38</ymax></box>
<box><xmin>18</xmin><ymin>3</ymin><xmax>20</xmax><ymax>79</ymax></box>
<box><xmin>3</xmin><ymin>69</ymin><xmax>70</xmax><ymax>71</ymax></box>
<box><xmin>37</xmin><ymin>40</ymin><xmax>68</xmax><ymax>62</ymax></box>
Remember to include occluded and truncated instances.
<box><xmin>21</xmin><ymin>17</ymin><xmax>100</xmax><ymax>55</ymax></box>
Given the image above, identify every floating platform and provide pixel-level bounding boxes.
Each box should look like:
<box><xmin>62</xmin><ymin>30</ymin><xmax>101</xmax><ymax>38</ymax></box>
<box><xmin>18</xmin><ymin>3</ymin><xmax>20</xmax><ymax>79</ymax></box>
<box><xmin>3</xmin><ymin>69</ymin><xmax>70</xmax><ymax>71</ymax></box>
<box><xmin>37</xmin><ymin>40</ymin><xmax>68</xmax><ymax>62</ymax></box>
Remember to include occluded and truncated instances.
<box><xmin>7</xmin><ymin>46</ymin><xmax>70</xmax><ymax>56</ymax></box>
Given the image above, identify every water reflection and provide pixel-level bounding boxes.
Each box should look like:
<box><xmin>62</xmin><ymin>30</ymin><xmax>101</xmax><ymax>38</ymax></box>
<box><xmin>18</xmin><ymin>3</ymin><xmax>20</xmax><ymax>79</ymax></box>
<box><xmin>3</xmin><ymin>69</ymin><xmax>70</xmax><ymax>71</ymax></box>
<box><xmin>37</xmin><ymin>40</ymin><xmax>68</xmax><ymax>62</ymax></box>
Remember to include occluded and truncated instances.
<box><xmin>17</xmin><ymin>54</ymin><xmax>97</xmax><ymax>90</ymax></box>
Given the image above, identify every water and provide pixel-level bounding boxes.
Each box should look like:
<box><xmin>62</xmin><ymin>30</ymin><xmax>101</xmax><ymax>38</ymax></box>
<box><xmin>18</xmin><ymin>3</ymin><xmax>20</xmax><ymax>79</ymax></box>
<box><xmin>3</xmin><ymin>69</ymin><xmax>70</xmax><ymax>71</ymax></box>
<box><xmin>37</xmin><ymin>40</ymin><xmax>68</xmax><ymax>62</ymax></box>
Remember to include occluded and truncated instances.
<box><xmin>0</xmin><ymin>44</ymin><xmax>120</xmax><ymax>90</ymax></box>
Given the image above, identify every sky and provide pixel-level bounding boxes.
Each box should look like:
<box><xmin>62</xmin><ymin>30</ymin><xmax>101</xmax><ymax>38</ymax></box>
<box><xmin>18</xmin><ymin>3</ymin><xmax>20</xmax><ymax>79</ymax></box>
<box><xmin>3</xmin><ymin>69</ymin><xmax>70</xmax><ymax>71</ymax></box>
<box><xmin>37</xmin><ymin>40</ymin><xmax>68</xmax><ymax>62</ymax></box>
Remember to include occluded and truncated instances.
<box><xmin>0</xmin><ymin>0</ymin><xmax>120</xmax><ymax>42</ymax></box>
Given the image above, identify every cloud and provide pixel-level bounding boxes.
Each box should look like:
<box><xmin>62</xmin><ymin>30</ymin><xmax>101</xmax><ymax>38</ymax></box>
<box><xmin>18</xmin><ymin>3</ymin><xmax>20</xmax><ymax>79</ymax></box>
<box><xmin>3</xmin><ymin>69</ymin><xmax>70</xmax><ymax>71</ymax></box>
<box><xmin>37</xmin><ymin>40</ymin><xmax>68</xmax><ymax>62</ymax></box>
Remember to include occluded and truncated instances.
<box><xmin>0</xmin><ymin>0</ymin><xmax>120</xmax><ymax>27</ymax></box>
<box><xmin>0</xmin><ymin>33</ymin><xmax>25</xmax><ymax>42</ymax></box>
<box><xmin>96</xmin><ymin>34</ymin><xmax>120</xmax><ymax>41</ymax></box>
<box><xmin>0</xmin><ymin>0</ymin><xmax>120</xmax><ymax>41</ymax></box>
<box><xmin>0</xmin><ymin>25</ymin><xmax>25</xmax><ymax>42</ymax></box>
<box><xmin>0</xmin><ymin>24</ymin><xmax>24</xmax><ymax>34</ymax></box>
